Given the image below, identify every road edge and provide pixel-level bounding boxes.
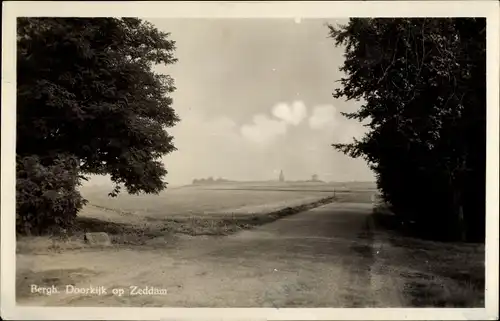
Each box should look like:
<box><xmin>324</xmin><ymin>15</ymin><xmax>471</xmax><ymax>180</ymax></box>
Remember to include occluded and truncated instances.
<box><xmin>367</xmin><ymin>197</ymin><xmax>407</xmax><ymax>307</ymax></box>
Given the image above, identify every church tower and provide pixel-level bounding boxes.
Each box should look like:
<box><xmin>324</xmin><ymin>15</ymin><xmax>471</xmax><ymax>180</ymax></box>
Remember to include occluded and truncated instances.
<box><xmin>279</xmin><ymin>170</ymin><xmax>285</xmax><ymax>182</ymax></box>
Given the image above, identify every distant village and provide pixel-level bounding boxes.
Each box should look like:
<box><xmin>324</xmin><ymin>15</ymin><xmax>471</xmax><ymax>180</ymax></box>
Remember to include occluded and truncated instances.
<box><xmin>192</xmin><ymin>170</ymin><xmax>324</xmax><ymax>185</ymax></box>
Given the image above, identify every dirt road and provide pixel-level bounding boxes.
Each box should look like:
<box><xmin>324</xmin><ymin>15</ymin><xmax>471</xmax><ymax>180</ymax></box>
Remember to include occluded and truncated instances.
<box><xmin>17</xmin><ymin>201</ymin><xmax>407</xmax><ymax>307</ymax></box>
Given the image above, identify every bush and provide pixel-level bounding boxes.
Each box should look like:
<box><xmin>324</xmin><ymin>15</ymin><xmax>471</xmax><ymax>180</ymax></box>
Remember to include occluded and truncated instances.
<box><xmin>16</xmin><ymin>154</ymin><xmax>87</xmax><ymax>235</ymax></box>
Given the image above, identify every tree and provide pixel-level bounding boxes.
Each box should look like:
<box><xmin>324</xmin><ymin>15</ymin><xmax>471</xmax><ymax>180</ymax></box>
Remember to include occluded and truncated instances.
<box><xmin>17</xmin><ymin>18</ymin><xmax>179</xmax><ymax>233</ymax></box>
<box><xmin>328</xmin><ymin>18</ymin><xmax>486</xmax><ymax>242</ymax></box>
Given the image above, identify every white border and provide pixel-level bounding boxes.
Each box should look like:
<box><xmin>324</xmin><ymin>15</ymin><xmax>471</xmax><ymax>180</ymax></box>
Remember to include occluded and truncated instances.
<box><xmin>2</xmin><ymin>1</ymin><xmax>499</xmax><ymax>320</ymax></box>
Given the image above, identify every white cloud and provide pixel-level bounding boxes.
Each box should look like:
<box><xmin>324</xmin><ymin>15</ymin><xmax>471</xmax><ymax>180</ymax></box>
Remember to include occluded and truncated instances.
<box><xmin>240</xmin><ymin>114</ymin><xmax>287</xmax><ymax>144</ymax></box>
<box><xmin>241</xmin><ymin>100</ymin><xmax>307</xmax><ymax>145</ymax></box>
<box><xmin>309</xmin><ymin>104</ymin><xmax>337</xmax><ymax>130</ymax></box>
<box><xmin>271</xmin><ymin>101</ymin><xmax>307</xmax><ymax>126</ymax></box>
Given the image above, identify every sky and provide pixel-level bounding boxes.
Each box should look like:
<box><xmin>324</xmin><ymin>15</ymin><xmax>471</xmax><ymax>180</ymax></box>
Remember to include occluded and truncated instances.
<box><xmin>88</xmin><ymin>18</ymin><xmax>375</xmax><ymax>187</ymax></box>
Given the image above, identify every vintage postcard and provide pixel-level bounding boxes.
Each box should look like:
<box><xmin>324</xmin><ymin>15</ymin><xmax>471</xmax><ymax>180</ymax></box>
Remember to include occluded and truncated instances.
<box><xmin>1</xmin><ymin>1</ymin><xmax>499</xmax><ymax>320</ymax></box>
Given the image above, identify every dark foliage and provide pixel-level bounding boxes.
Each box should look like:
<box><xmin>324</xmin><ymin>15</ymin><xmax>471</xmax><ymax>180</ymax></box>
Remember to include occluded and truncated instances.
<box><xmin>17</xmin><ymin>18</ymin><xmax>179</xmax><ymax>234</ymax></box>
<box><xmin>329</xmin><ymin>18</ymin><xmax>486</xmax><ymax>242</ymax></box>
<box><xmin>16</xmin><ymin>154</ymin><xmax>87</xmax><ymax>235</ymax></box>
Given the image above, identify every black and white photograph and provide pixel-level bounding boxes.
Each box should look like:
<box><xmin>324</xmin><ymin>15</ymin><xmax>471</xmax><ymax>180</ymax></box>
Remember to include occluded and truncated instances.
<box><xmin>1</xmin><ymin>1</ymin><xmax>499</xmax><ymax>320</ymax></box>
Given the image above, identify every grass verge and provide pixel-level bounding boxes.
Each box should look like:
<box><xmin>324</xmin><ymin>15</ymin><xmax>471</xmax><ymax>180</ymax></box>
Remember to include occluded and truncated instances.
<box><xmin>371</xmin><ymin>201</ymin><xmax>485</xmax><ymax>307</ymax></box>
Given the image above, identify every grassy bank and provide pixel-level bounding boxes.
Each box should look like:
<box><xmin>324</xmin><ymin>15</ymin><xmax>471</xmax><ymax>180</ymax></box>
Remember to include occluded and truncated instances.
<box><xmin>371</xmin><ymin>202</ymin><xmax>485</xmax><ymax>307</ymax></box>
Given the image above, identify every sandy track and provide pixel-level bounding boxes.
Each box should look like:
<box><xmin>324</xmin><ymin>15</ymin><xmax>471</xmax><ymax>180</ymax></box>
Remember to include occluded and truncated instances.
<box><xmin>17</xmin><ymin>202</ymin><xmax>407</xmax><ymax>307</ymax></box>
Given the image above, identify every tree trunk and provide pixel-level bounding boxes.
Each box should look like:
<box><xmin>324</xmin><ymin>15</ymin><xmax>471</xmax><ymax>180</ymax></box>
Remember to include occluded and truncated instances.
<box><xmin>453</xmin><ymin>187</ymin><xmax>467</xmax><ymax>242</ymax></box>
<box><xmin>458</xmin><ymin>203</ymin><xmax>466</xmax><ymax>242</ymax></box>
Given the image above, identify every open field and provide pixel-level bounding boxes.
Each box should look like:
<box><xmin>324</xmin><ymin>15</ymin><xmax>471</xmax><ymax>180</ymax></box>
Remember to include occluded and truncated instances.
<box><xmin>79</xmin><ymin>181</ymin><xmax>376</xmax><ymax>220</ymax></box>
<box><xmin>18</xmin><ymin>182</ymin><xmax>349</xmax><ymax>252</ymax></box>
<box><xmin>16</xmin><ymin>182</ymin><xmax>376</xmax><ymax>254</ymax></box>
<box><xmin>81</xmin><ymin>184</ymin><xmax>332</xmax><ymax>219</ymax></box>
<box><xmin>68</xmin><ymin>182</ymin><xmax>375</xmax><ymax>241</ymax></box>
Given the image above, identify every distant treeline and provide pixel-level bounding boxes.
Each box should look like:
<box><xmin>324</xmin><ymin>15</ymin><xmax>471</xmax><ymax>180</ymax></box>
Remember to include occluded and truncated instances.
<box><xmin>192</xmin><ymin>177</ymin><xmax>235</xmax><ymax>185</ymax></box>
<box><xmin>192</xmin><ymin>178</ymin><xmax>328</xmax><ymax>185</ymax></box>
<box><xmin>292</xmin><ymin>179</ymin><xmax>326</xmax><ymax>183</ymax></box>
